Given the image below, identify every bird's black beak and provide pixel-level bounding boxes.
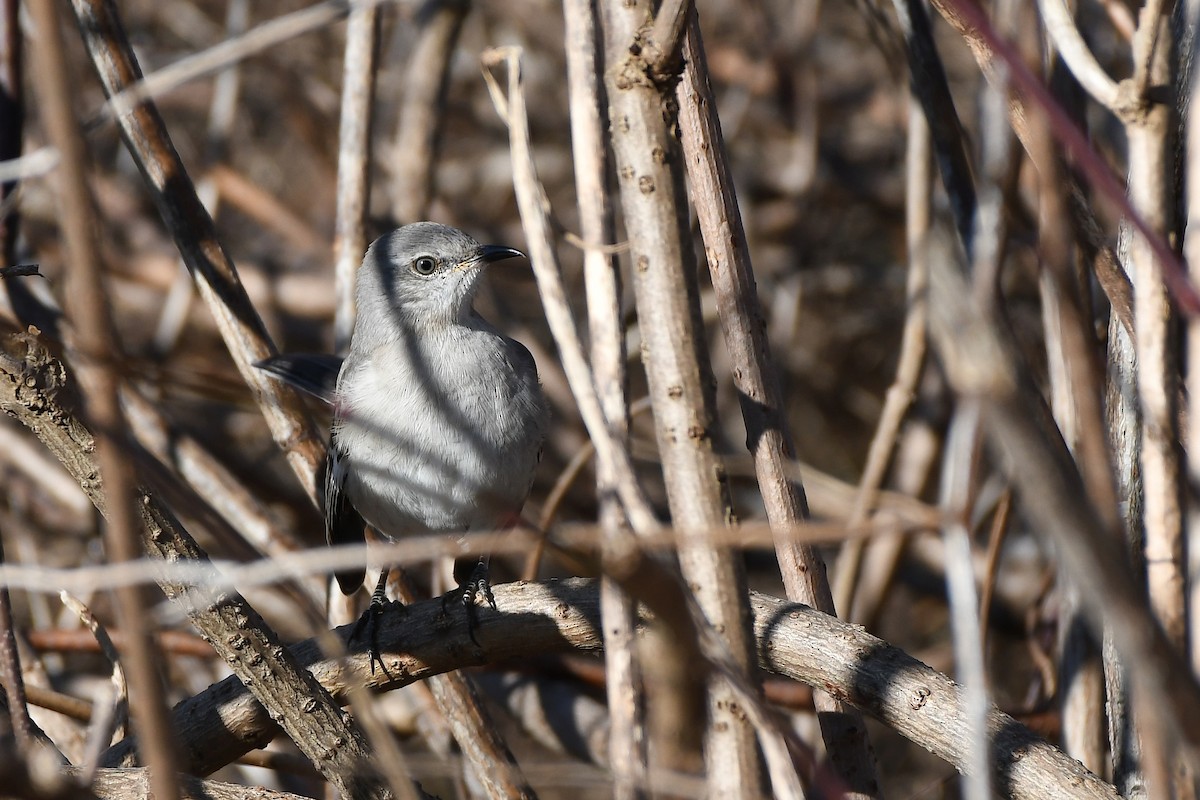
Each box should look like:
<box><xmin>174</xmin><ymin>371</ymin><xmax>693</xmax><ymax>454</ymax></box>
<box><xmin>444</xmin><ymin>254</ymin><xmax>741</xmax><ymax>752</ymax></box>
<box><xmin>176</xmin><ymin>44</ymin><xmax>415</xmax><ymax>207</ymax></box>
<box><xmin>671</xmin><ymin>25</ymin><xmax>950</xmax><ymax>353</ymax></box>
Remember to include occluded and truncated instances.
<box><xmin>478</xmin><ymin>245</ymin><xmax>526</xmax><ymax>264</ymax></box>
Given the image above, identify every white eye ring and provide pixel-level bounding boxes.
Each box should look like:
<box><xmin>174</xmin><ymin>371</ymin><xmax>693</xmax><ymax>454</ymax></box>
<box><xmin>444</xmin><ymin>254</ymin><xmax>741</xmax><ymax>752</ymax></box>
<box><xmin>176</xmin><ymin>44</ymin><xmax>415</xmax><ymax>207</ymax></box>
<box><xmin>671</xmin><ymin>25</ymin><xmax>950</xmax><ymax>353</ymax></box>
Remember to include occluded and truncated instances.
<box><xmin>412</xmin><ymin>256</ymin><xmax>437</xmax><ymax>276</ymax></box>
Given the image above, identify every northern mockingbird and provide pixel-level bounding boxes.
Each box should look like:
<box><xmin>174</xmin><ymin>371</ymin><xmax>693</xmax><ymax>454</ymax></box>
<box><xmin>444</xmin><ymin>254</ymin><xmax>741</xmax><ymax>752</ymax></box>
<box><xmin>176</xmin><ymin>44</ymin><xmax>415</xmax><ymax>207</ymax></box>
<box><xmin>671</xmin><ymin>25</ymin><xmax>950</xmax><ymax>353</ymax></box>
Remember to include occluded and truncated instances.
<box><xmin>259</xmin><ymin>222</ymin><xmax>547</xmax><ymax>640</ymax></box>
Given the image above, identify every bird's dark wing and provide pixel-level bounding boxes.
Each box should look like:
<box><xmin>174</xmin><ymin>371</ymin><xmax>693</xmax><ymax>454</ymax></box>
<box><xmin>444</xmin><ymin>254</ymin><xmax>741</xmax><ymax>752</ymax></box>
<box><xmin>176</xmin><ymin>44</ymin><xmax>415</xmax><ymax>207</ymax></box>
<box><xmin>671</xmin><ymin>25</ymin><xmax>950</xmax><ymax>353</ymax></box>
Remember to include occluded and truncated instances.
<box><xmin>322</xmin><ymin>438</ymin><xmax>366</xmax><ymax>595</ymax></box>
<box><xmin>255</xmin><ymin>353</ymin><xmax>345</xmax><ymax>405</ymax></box>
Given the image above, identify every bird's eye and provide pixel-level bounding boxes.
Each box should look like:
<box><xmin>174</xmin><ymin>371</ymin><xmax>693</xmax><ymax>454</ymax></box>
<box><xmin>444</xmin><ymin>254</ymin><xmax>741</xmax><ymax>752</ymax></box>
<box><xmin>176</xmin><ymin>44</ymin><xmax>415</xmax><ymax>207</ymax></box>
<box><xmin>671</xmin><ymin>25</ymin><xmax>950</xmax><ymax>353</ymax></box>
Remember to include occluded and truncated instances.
<box><xmin>412</xmin><ymin>256</ymin><xmax>437</xmax><ymax>276</ymax></box>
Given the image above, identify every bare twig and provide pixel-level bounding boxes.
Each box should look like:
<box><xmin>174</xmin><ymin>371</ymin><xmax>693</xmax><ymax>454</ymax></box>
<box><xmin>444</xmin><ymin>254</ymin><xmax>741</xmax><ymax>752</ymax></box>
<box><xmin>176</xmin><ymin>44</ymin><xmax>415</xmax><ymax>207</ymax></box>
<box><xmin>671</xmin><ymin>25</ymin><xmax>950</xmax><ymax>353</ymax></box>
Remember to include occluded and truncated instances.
<box><xmin>890</xmin><ymin>0</ymin><xmax>977</xmax><ymax>254</ymax></box>
<box><xmin>676</xmin><ymin>14</ymin><xmax>880</xmax><ymax>796</ymax></box>
<box><xmin>1037</xmin><ymin>0</ymin><xmax>1123</xmax><ymax>112</ymax></box>
<box><xmin>389</xmin><ymin>0</ymin><xmax>467</xmax><ymax>224</ymax></box>
<box><xmin>69</xmin><ymin>0</ymin><xmax>325</xmax><ymax>503</ymax></box>
<box><xmin>28</xmin><ymin>3</ymin><xmax>181</xmax><ymax>796</ymax></box>
<box><xmin>560</xmin><ymin>5</ymin><xmax>647</xmax><ymax>782</ymax></box>
<box><xmin>332</xmin><ymin>0</ymin><xmax>381</xmax><ymax>354</ymax></box>
<box><xmin>94</xmin><ymin>0</ymin><xmax>393</xmax><ymax>124</ymax></box>
<box><xmin>924</xmin><ymin>222</ymin><xmax>1200</xmax><ymax>766</ymax></box>
<box><xmin>835</xmin><ymin>47</ymin><xmax>932</xmax><ymax>625</ymax></box>
<box><xmin>101</xmin><ymin>578</ymin><xmax>1122</xmax><ymax>800</ymax></box>
<box><xmin>60</xmin><ymin>591</ymin><xmax>127</xmax><ymax>782</ymax></box>
<box><xmin>598</xmin><ymin>1</ymin><xmax>764</xmax><ymax>788</ymax></box>
<box><xmin>0</xmin><ymin>521</ymin><xmax>34</xmax><ymax>754</ymax></box>
<box><xmin>938</xmin><ymin>404</ymin><xmax>990</xmax><ymax>800</ymax></box>
<box><xmin>1127</xmin><ymin>0</ymin><xmax>1185</xmax><ymax>652</ymax></box>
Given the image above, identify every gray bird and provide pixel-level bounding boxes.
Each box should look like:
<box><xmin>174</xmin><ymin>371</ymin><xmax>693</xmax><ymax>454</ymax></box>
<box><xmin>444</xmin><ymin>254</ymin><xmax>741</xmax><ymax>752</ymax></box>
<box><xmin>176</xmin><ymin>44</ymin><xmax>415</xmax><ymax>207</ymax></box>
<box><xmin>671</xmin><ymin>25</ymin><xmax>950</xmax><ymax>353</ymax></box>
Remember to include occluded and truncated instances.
<box><xmin>259</xmin><ymin>222</ymin><xmax>547</xmax><ymax>622</ymax></box>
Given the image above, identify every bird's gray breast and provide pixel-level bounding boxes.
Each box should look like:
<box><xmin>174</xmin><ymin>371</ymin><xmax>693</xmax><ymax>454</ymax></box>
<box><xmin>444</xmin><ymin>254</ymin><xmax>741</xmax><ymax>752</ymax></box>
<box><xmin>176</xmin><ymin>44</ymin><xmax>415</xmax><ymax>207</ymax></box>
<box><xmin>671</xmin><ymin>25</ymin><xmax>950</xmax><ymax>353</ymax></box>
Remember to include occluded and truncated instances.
<box><xmin>333</xmin><ymin>324</ymin><xmax>546</xmax><ymax>538</ymax></box>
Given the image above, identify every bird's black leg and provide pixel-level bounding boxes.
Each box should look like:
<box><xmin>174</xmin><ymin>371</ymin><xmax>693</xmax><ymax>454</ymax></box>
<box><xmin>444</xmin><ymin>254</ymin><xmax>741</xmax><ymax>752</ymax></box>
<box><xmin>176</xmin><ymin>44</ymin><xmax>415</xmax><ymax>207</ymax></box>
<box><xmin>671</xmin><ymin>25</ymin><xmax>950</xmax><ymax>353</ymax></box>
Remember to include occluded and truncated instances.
<box><xmin>441</xmin><ymin>558</ymin><xmax>495</xmax><ymax>646</ymax></box>
<box><xmin>350</xmin><ymin>570</ymin><xmax>392</xmax><ymax>675</ymax></box>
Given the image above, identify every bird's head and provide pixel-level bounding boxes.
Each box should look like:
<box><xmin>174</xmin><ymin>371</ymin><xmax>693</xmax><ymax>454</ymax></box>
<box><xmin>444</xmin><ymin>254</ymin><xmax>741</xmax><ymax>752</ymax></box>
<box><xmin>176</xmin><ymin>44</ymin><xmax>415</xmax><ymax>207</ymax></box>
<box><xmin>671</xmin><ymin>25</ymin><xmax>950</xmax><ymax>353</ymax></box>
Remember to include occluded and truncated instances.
<box><xmin>355</xmin><ymin>222</ymin><xmax>525</xmax><ymax>332</ymax></box>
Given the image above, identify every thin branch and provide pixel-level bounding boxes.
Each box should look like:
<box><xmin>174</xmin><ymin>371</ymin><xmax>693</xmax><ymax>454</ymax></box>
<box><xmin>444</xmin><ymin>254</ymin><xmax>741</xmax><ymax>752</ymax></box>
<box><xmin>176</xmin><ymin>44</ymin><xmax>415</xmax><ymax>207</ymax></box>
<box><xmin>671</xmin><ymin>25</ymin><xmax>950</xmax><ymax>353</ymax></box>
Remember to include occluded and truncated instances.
<box><xmin>924</xmin><ymin>221</ymin><xmax>1200</xmax><ymax>767</ymax></box>
<box><xmin>0</xmin><ymin>522</ymin><xmax>34</xmax><ymax>754</ymax></box>
<box><xmin>930</xmin><ymin>0</ymin><xmax>1200</xmax><ymax>313</ymax></box>
<box><xmin>643</xmin><ymin>0</ymin><xmax>691</xmax><ymax>79</ymax></box>
<box><xmin>1037</xmin><ymin>0</ymin><xmax>1123</xmax><ymax>112</ymax></box>
<box><xmin>890</xmin><ymin>0</ymin><xmax>977</xmax><ymax>254</ymax></box>
<box><xmin>28</xmin><ymin>3</ymin><xmax>181</xmax><ymax>797</ymax></box>
<box><xmin>332</xmin><ymin>0</ymin><xmax>381</xmax><ymax>354</ymax></box>
<box><xmin>68</xmin><ymin>0</ymin><xmax>326</xmax><ymax>503</ymax></box>
<box><xmin>100</xmin><ymin>579</ymin><xmax>1122</xmax><ymax>800</ymax></box>
<box><xmin>388</xmin><ymin>0</ymin><xmax>467</xmax><ymax>225</ymax></box>
<box><xmin>563</xmin><ymin>0</ymin><xmax>644</xmax><ymax>776</ymax></box>
<box><xmin>597</xmin><ymin>0</ymin><xmax>765</xmax><ymax>788</ymax></box>
<box><xmin>836</xmin><ymin>90</ymin><xmax>931</xmax><ymax>623</ymax></box>
<box><xmin>676</xmin><ymin>14</ymin><xmax>880</xmax><ymax>796</ymax></box>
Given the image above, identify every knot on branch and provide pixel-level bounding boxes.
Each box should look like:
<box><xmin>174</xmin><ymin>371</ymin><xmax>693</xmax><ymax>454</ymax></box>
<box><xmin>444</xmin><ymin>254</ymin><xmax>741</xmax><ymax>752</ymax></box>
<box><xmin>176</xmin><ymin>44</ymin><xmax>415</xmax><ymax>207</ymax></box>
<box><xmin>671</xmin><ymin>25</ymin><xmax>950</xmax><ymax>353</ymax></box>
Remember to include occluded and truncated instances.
<box><xmin>4</xmin><ymin>328</ymin><xmax>69</xmax><ymax>414</ymax></box>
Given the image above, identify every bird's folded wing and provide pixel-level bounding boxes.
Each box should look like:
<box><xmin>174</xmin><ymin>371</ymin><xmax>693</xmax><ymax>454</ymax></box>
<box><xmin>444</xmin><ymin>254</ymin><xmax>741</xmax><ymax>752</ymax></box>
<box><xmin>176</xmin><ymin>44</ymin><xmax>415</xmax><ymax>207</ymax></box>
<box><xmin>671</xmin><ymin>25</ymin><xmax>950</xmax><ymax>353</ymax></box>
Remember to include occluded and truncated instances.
<box><xmin>323</xmin><ymin>443</ymin><xmax>367</xmax><ymax>595</ymax></box>
<box><xmin>254</xmin><ymin>353</ymin><xmax>345</xmax><ymax>405</ymax></box>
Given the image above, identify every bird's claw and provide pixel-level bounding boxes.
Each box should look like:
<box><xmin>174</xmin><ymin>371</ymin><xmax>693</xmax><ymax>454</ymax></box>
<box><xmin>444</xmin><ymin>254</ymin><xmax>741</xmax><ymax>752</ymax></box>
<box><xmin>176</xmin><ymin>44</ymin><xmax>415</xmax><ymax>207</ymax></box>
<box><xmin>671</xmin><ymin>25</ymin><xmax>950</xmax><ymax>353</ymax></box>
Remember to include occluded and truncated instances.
<box><xmin>350</xmin><ymin>598</ymin><xmax>395</xmax><ymax>677</ymax></box>
<box><xmin>441</xmin><ymin>561</ymin><xmax>494</xmax><ymax>647</ymax></box>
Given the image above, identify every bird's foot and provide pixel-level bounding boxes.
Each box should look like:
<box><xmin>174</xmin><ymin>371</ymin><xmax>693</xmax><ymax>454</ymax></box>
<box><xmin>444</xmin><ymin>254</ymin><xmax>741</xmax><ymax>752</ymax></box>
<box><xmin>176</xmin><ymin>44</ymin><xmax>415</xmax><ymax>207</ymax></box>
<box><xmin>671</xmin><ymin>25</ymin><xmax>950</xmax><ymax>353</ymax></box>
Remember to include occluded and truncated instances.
<box><xmin>440</xmin><ymin>560</ymin><xmax>495</xmax><ymax>647</ymax></box>
<box><xmin>350</xmin><ymin>572</ymin><xmax>401</xmax><ymax>677</ymax></box>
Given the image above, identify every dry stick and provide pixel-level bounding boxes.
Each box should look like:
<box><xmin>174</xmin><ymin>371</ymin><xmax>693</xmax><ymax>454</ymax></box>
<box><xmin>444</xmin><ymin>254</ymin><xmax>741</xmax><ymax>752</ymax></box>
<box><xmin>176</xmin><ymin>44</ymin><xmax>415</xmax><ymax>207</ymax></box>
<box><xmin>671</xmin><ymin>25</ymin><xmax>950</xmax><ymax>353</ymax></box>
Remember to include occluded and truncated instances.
<box><xmin>69</xmin><ymin>0</ymin><xmax>325</xmax><ymax>504</ymax></box>
<box><xmin>480</xmin><ymin>47</ymin><xmax>705</xmax><ymax>789</ymax></box>
<box><xmin>929</xmin><ymin>0</ymin><xmax>1199</xmax><ymax>314</ymax></box>
<box><xmin>389</xmin><ymin>0</ymin><xmax>467</xmax><ymax>225</ymax></box>
<box><xmin>389</xmin><ymin>572</ymin><xmax>536</xmax><ymax>800</ymax></box>
<box><xmin>926</xmin><ymin>0</ymin><xmax>1137</xmax><ymax>340</ymax></box>
<box><xmin>101</xmin><ymin>578</ymin><xmax>1121</xmax><ymax>800</ymax></box>
<box><xmin>0</xmin><ymin>0</ymin><xmax>19</xmax><ymax>268</ymax></box>
<box><xmin>95</xmin><ymin>0</ymin><xmax>390</xmax><ymax>125</ymax></box>
<box><xmin>332</xmin><ymin>0</ymin><xmax>380</xmax><ymax>354</ymax></box>
<box><xmin>0</xmin><ymin>343</ymin><xmax>392</xmax><ymax>800</ymax></box>
<box><xmin>976</xmin><ymin>489</ymin><xmax>1012</xmax><ymax>658</ymax></box>
<box><xmin>1127</xmin><ymin>6</ymin><xmax>1187</xmax><ymax>796</ymax></box>
<box><xmin>152</xmin><ymin>0</ymin><xmax>249</xmax><ymax>355</ymax></box>
<box><xmin>562</xmin><ymin>0</ymin><xmax>646</xmax><ymax>790</ymax></box>
<box><xmin>0</xmin><ymin>523</ymin><xmax>34</xmax><ymax>755</ymax></box>
<box><xmin>1029</xmin><ymin>37</ymin><xmax>1111</xmax><ymax>774</ymax></box>
<box><xmin>1129</xmin><ymin>0</ymin><xmax>1186</xmax><ymax>651</ymax></box>
<box><xmin>890</xmin><ymin>0</ymin><xmax>977</xmax><ymax>254</ymax></box>
<box><xmin>28</xmin><ymin>3</ymin><xmax>181</xmax><ymax>798</ymax></box>
<box><xmin>835</xmin><ymin>90</ymin><xmax>931</xmax><ymax>624</ymax></box>
<box><xmin>597</xmin><ymin>1</ymin><xmax>764</xmax><ymax>792</ymax></box>
<box><xmin>922</xmin><ymin>223</ymin><xmax>1200</xmax><ymax>766</ymax></box>
<box><xmin>61</xmin><ymin>591</ymin><xmax>128</xmax><ymax>783</ymax></box>
<box><xmin>675</xmin><ymin>15</ymin><xmax>880</xmax><ymax>798</ymax></box>
<box><xmin>941</xmin><ymin>11</ymin><xmax>1017</xmax><ymax>794</ymax></box>
<box><xmin>1037</xmin><ymin>0</ymin><xmax>1125</xmax><ymax>113</ymax></box>
<box><xmin>1123</xmin><ymin>3</ymin><xmax>1190</xmax><ymax>796</ymax></box>
<box><xmin>937</xmin><ymin>404</ymin><xmax>990</xmax><ymax>800</ymax></box>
